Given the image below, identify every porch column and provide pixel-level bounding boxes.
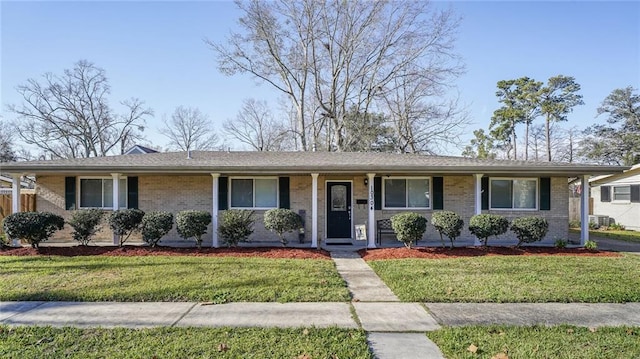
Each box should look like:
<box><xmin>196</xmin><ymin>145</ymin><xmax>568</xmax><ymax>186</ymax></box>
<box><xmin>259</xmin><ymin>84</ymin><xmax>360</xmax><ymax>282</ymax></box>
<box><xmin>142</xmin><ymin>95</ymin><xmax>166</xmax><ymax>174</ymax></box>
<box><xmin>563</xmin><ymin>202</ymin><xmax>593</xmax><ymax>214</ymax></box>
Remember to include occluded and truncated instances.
<box><xmin>211</xmin><ymin>173</ymin><xmax>220</xmax><ymax>248</ymax></box>
<box><xmin>473</xmin><ymin>173</ymin><xmax>483</xmax><ymax>246</ymax></box>
<box><xmin>367</xmin><ymin>173</ymin><xmax>376</xmax><ymax>249</ymax></box>
<box><xmin>111</xmin><ymin>173</ymin><xmax>121</xmax><ymax>245</ymax></box>
<box><xmin>311</xmin><ymin>173</ymin><xmax>319</xmax><ymax>249</ymax></box>
<box><xmin>580</xmin><ymin>174</ymin><xmax>590</xmax><ymax>246</ymax></box>
<box><xmin>11</xmin><ymin>174</ymin><xmax>22</xmax><ymax>247</ymax></box>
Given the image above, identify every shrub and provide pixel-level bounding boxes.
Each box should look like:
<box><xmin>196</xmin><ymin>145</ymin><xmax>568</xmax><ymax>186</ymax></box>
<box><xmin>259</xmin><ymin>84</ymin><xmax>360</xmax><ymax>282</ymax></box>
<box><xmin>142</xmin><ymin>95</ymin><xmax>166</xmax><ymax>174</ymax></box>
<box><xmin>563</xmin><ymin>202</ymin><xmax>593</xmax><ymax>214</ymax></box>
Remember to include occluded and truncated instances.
<box><xmin>218</xmin><ymin>210</ymin><xmax>255</xmax><ymax>247</ymax></box>
<box><xmin>263</xmin><ymin>208</ymin><xmax>302</xmax><ymax>246</ymax></box>
<box><xmin>176</xmin><ymin>210</ymin><xmax>212</xmax><ymax>249</ymax></box>
<box><xmin>554</xmin><ymin>238</ymin><xmax>567</xmax><ymax>248</ymax></box>
<box><xmin>431</xmin><ymin>211</ymin><xmax>464</xmax><ymax>249</ymax></box>
<box><xmin>589</xmin><ymin>221</ymin><xmax>599</xmax><ymax>230</ymax></box>
<box><xmin>67</xmin><ymin>209</ymin><xmax>105</xmax><ymax>246</ymax></box>
<box><xmin>109</xmin><ymin>209</ymin><xmax>145</xmax><ymax>247</ymax></box>
<box><xmin>0</xmin><ymin>233</ymin><xmax>9</xmax><ymax>248</ymax></box>
<box><xmin>2</xmin><ymin>211</ymin><xmax>65</xmax><ymax>249</ymax></box>
<box><xmin>568</xmin><ymin>220</ymin><xmax>580</xmax><ymax>229</ymax></box>
<box><xmin>468</xmin><ymin>214</ymin><xmax>509</xmax><ymax>247</ymax></box>
<box><xmin>141</xmin><ymin>211</ymin><xmax>174</xmax><ymax>247</ymax></box>
<box><xmin>607</xmin><ymin>222</ymin><xmax>626</xmax><ymax>231</ymax></box>
<box><xmin>390</xmin><ymin>212</ymin><xmax>427</xmax><ymax>249</ymax></box>
<box><xmin>584</xmin><ymin>239</ymin><xmax>598</xmax><ymax>250</ymax></box>
<box><xmin>510</xmin><ymin>216</ymin><xmax>549</xmax><ymax>247</ymax></box>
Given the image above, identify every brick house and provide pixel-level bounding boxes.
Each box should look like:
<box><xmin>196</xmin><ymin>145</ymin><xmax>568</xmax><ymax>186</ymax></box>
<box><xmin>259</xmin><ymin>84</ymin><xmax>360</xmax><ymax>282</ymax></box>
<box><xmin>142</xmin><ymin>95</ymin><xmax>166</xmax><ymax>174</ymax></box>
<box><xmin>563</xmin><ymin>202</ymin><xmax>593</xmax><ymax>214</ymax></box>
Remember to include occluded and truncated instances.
<box><xmin>0</xmin><ymin>151</ymin><xmax>625</xmax><ymax>247</ymax></box>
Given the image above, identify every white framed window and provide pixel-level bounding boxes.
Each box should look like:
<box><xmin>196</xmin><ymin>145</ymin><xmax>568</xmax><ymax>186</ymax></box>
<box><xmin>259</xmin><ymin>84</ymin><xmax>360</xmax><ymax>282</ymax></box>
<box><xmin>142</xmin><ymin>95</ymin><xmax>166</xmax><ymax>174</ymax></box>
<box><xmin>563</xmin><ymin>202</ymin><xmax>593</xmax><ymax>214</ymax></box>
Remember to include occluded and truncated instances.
<box><xmin>613</xmin><ymin>185</ymin><xmax>631</xmax><ymax>202</ymax></box>
<box><xmin>490</xmin><ymin>178</ymin><xmax>537</xmax><ymax>210</ymax></box>
<box><xmin>230</xmin><ymin>177</ymin><xmax>278</xmax><ymax>209</ymax></box>
<box><xmin>78</xmin><ymin>177</ymin><xmax>127</xmax><ymax>209</ymax></box>
<box><xmin>383</xmin><ymin>177</ymin><xmax>430</xmax><ymax>209</ymax></box>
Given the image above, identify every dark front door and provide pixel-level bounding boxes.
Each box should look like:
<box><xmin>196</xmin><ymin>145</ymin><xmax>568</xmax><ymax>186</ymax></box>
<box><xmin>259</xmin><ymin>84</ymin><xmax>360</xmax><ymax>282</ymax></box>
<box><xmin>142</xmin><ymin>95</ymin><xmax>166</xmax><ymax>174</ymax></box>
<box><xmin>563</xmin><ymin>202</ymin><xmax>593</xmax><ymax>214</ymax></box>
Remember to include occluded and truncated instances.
<box><xmin>326</xmin><ymin>182</ymin><xmax>352</xmax><ymax>239</ymax></box>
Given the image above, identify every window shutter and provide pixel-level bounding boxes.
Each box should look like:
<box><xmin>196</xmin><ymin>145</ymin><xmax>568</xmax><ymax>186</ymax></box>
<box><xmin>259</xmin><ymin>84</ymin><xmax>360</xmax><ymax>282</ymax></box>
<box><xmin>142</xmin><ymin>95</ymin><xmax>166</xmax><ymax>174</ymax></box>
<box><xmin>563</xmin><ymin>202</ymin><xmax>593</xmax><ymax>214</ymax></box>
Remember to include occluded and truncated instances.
<box><xmin>432</xmin><ymin>177</ymin><xmax>444</xmax><ymax>210</ymax></box>
<box><xmin>65</xmin><ymin>177</ymin><xmax>76</xmax><ymax>210</ymax></box>
<box><xmin>631</xmin><ymin>185</ymin><xmax>640</xmax><ymax>203</ymax></box>
<box><xmin>218</xmin><ymin>177</ymin><xmax>228</xmax><ymax>210</ymax></box>
<box><xmin>539</xmin><ymin>177</ymin><xmax>551</xmax><ymax>211</ymax></box>
<box><xmin>374</xmin><ymin>177</ymin><xmax>382</xmax><ymax>210</ymax></box>
<box><xmin>481</xmin><ymin>177</ymin><xmax>489</xmax><ymax>210</ymax></box>
<box><xmin>279</xmin><ymin>177</ymin><xmax>290</xmax><ymax>209</ymax></box>
<box><xmin>127</xmin><ymin>177</ymin><xmax>139</xmax><ymax>209</ymax></box>
<box><xmin>600</xmin><ymin>186</ymin><xmax>611</xmax><ymax>202</ymax></box>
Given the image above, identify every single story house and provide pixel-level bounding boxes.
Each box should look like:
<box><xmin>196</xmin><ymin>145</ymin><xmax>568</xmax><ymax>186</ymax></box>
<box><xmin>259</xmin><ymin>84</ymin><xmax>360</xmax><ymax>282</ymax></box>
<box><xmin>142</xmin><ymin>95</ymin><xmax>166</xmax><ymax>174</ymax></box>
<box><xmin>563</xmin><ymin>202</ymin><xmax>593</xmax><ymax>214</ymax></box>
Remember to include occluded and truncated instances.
<box><xmin>590</xmin><ymin>164</ymin><xmax>640</xmax><ymax>230</ymax></box>
<box><xmin>0</xmin><ymin>151</ymin><xmax>626</xmax><ymax>247</ymax></box>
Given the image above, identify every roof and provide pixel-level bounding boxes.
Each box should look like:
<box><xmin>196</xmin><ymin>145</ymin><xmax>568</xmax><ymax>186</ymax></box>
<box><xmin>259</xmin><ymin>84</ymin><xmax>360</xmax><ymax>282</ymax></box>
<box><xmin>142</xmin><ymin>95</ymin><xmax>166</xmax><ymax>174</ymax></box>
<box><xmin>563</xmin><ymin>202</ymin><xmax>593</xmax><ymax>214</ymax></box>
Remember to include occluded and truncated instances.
<box><xmin>124</xmin><ymin>145</ymin><xmax>158</xmax><ymax>155</ymax></box>
<box><xmin>0</xmin><ymin>151</ymin><xmax>628</xmax><ymax>176</ymax></box>
<box><xmin>590</xmin><ymin>163</ymin><xmax>640</xmax><ymax>186</ymax></box>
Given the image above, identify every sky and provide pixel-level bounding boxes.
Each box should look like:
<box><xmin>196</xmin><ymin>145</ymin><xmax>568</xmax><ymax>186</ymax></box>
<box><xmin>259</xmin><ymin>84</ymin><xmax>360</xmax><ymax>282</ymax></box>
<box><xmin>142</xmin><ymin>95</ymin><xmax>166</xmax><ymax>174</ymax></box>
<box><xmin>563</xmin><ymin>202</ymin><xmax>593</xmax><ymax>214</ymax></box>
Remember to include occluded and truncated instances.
<box><xmin>1</xmin><ymin>1</ymin><xmax>639</xmax><ymax>156</ymax></box>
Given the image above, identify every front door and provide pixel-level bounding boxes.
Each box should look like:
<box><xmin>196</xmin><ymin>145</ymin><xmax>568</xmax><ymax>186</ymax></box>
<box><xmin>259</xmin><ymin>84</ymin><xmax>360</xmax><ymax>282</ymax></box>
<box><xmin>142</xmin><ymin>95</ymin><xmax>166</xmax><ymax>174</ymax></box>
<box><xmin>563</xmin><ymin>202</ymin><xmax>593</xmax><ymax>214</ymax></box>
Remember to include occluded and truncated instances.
<box><xmin>326</xmin><ymin>181</ymin><xmax>352</xmax><ymax>239</ymax></box>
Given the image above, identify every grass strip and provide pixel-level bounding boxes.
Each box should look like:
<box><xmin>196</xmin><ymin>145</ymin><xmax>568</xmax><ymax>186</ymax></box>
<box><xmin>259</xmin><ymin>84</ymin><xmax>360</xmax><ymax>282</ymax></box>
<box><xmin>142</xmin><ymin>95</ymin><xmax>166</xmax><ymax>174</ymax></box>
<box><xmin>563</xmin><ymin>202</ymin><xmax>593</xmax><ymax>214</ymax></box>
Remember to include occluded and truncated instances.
<box><xmin>0</xmin><ymin>256</ymin><xmax>350</xmax><ymax>302</ymax></box>
<box><xmin>570</xmin><ymin>228</ymin><xmax>640</xmax><ymax>243</ymax></box>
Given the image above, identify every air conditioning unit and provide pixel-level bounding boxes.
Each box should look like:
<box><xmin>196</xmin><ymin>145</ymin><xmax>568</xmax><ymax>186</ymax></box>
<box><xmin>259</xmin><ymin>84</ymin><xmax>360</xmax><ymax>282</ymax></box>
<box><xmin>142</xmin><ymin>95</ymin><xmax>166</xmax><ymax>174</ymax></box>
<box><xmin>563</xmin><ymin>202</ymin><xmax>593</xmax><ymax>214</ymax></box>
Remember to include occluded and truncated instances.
<box><xmin>588</xmin><ymin>215</ymin><xmax>610</xmax><ymax>227</ymax></box>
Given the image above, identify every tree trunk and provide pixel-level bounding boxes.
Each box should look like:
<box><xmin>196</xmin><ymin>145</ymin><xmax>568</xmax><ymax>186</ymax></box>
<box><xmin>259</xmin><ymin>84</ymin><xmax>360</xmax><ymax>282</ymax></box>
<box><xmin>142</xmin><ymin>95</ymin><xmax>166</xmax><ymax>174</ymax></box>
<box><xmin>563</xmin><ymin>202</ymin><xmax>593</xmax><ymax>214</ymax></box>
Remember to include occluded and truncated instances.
<box><xmin>524</xmin><ymin>122</ymin><xmax>529</xmax><ymax>160</ymax></box>
<box><xmin>545</xmin><ymin>115</ymin><xmax>552</xmax><ymax>161</ymax></box>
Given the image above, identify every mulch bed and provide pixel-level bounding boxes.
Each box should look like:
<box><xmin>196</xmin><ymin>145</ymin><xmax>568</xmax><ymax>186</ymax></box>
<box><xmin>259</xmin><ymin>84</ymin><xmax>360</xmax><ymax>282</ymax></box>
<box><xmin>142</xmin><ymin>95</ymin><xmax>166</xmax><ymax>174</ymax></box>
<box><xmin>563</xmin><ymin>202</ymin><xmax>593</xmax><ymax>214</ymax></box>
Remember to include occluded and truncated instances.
<box><xmin>358</xmin><ymin>246</ymin><xmax>622</xmax><ymax>260</ymax></box>
<box><xmin>0</xmin><ymin>246</ymin><xmax>332</xmax><ymax>260</ymax></box>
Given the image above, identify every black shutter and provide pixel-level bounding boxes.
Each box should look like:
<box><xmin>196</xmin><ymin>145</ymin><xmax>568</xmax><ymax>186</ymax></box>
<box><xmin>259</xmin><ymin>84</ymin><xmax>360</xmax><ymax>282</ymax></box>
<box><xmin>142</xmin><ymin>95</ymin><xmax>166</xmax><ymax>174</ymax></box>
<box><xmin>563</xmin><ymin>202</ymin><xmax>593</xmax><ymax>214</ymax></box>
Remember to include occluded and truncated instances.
<box><xmin>631</xmin><ymin>185</ymin><xmax>640</xmax><ymax>203</ymax></box>
<box><xmin>279</xmin><ymin>177</ymin><xmax>290</xmax><ymax>209</ymax></box>
<box><xmin>374</xmin><ymin>177</ymin><xmax>382</xmax><ymax>210</ymax></box>
<box><xmin>481</xmin><ymin>177</ymin><xmax>489</xmax><ymax>210</ymax></box>
<box><xmin>127</xmin><ymin>177</ymin><xmax>139</xmax><ymax>209</ymax></box>
<box><xmin>432</xmin><ymin>177</ymin><xmax>444</xmax><ymax>210</ymax></box>
<box><xmin>65</xmin><ymin>176</ymin><xmax>76</xmax><ymax>210</ymax></box>
<box><xmin>601</xmin><ymin>186</ymin><xmax>611</xmax><ymax>202</ymax></box>
<box><xmin>539</xmin><ymin>177</ymin><xmax>551</xmax><ymax>211</ymax></box>
<box><xmin>218</xmin><ymin>177</ymin><xmax>228</xmax><ymax>210</ymax></box>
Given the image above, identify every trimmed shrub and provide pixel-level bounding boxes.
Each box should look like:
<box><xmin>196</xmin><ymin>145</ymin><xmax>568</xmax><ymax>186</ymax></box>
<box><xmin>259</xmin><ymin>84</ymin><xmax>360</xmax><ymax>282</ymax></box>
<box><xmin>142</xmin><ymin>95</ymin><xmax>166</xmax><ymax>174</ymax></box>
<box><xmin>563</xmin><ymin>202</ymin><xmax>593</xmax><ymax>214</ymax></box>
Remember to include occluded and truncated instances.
<box><xmin>431</xmin><ymin>211</ymin><xmax>464</xmax><ymax>249</ymax></box>
<box><xmin>391</xmin><ymin>212</ymin><xmax>427</xmax><ymax>249</ymax></box>
<box><xmin>584</xmin><ymin>239</ymin><xmax>598</xmax><ymax>250</ymax></box>
<box><xmin>141</xmin><ymin>211</ymin><xmax>174</xmax><ymax>247</ymax></box>
<box><xmin>3</xmin><ymin>211</ymin><xmax>65</xmax><ymax>249</ymax></box>
<box><xmin>67</xmin><ymin>209</ymin><xmax>105</xmax><ymax>246</ymax></box>
<box><xmin>555</xmin><ymin>238</ymin><xmax>567</xmax><ymax>248</ymax></box>
<box><xmin>263</xmin><ymin>208</ymin><xmax>302</xmax><ymax>246</ymax></box>
<box><xmin>218</xmin><ymin>210</ymin><xmax>255</xmax><ymax>247</ymax></box>
<box><xmin>468</xmin><ymin>214</ymin><xmax>509</xmax><ymax>247</ymax></box>
<box><xmin>510</xmin><ymin>216</ymin><xmax>549</xmax><ymax>247</ymax></box>
<box><xmin>109</xmin><ymin>209</ymin><xmax>145</xmax><ymax>247</ymax></box>
<box><xmin>176</xmin><ymin>210</ymin><xmax>212</xmax><ymax>249</ymax></box>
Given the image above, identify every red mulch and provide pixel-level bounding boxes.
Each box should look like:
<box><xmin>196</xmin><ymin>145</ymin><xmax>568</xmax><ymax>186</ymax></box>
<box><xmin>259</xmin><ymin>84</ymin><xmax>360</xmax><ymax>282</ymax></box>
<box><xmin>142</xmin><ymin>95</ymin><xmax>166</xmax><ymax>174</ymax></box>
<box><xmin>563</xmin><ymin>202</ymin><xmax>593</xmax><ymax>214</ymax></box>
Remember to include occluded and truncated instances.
<box><xmin>0</xmin><ymin>246</ymin><xmax>332</xmax><ymax>260</ymax></box>
<box><xmin>358</xmin><ymin>246</ymin><xmax>622</xmax><ymax>260</ymax></box>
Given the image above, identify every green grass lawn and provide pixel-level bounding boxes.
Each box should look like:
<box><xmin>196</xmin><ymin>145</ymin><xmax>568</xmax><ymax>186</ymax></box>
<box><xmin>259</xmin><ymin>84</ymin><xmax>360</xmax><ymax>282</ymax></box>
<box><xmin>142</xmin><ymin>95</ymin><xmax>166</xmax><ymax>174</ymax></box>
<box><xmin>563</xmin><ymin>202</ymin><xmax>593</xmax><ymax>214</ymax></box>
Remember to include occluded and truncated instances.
<box><xmin>570</xmin><ymin>228</ymin><xmax>640</xmax><ymax>243</ymax></box>
<box><xmin>428</xmin><ymin>325</ymin><xmax>640</xmax><ymax>359</ymax></box>
<box><xmin>0</xmin><ymin>326</ymin><xmax>372</xmax><ymax>359</ymax></box>
<box><xmin>0</xmin><ymin>256</ymin><xmax>350</xmax><ymax>302</ymax></box>
<box><xmin>368</xmin><ymin>255</ymin><xmax>640</xmax><ymax>302</ymax></box>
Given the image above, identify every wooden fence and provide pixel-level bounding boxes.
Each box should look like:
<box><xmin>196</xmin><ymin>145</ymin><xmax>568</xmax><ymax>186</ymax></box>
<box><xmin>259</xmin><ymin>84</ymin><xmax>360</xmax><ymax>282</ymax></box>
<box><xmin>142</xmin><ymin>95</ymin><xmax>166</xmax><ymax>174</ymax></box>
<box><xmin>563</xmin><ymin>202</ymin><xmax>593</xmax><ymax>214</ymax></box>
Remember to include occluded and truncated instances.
<box><xmin>0</xmin><ymin>193</ymin><xmax>36</xmax><ymax>234</ymax></box>
<box><xmin>568</xmin><ymin>197</ymin><xmax>593</xmax><ymax>222</ymax></box>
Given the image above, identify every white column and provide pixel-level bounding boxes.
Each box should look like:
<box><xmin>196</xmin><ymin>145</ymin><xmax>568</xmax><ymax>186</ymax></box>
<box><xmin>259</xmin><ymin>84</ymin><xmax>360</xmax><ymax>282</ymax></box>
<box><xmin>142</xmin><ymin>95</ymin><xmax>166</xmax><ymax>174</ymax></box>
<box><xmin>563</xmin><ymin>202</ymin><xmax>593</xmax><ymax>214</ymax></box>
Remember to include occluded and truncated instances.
<box><xmin>211</xmin><ymin>173</ymin><xmax>220</xmax><ymax>248</ymax></box>
<box><xmin>11</xmin><ymin>174</ymin><xmax>22</xmax><ymax>247</ymax></box>
<box><xmin>473</xmin><ymin>174</ymin><xmax>483</xmax><ymax>246</ymax></box>
<box><xmin>367</xmin><ymin>173</ymin><xmax>376</xmax><ymax>249</ymax></box>
<box><xmin>311</xmin><ymin>173</ymin><xmax>319</xmax><ymax>249</ymax></box>
<box><xmin>111</xmin><ymin>173</ymin><xmax>121</xmax><ymax>245</ymax></box>
<box><xmin>580</xmin><ymin>174</ymin><xmax>590</xmax><ymax>246</ymax></box>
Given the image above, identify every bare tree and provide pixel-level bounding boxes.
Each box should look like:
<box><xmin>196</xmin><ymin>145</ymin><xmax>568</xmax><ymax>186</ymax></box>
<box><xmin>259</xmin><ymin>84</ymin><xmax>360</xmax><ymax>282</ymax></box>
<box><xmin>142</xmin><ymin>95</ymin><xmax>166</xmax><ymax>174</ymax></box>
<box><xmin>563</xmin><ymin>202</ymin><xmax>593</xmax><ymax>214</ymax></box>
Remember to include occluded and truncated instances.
<box><xmin>223</xmin><ymin>99</ymin><xmax>290</xmax><ymax>151</ymax></box>
<box><xmin>160</xmin><ymin>106</ymin><xmax>220</xmax><ymax>152</ymax></box>
<box><xmin>7</xmin><ymin>60</ymin><xmax>152</xmax><ymax>159</ymax></box>
<box><xmin>0</xmin><ymin>119</ymin><xmax>17</xmax><ymax>162</ymax></box>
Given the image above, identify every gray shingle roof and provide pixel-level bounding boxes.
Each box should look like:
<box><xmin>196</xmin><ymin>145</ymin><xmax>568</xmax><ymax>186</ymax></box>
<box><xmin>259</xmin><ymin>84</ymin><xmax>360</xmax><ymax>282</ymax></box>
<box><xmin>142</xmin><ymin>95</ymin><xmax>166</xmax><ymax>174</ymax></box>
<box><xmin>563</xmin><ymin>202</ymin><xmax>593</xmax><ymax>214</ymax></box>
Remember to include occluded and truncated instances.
<box><xmin>0</xmin><ymin>151</ymin><xmax>627</xmax><ymax>176</ymax></box>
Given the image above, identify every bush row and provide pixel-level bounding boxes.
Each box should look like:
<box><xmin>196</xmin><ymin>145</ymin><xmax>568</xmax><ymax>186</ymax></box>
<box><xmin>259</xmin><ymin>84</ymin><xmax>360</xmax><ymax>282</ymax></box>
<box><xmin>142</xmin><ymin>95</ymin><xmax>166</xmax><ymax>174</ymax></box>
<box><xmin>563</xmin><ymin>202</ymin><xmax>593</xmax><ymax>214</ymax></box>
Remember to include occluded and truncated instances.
<box><xmin>390</xmin><ymin>211</ymin><xmax>550</xmax><ymax>248</ymax></box>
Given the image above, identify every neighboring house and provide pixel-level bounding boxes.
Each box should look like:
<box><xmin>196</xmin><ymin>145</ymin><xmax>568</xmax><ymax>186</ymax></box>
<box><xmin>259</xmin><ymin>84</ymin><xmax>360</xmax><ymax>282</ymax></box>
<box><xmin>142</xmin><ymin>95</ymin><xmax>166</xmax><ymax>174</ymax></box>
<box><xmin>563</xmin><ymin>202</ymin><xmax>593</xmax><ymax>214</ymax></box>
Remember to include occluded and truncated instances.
<box><xmin>0</xmin><ymin>151</ymin><xmax>625</xmax><ymax>247</ymax></box>
<box><xmin>590</xmin><ymin>164</ymin><xmax>640</xmax><ymax>230</ymax></box>
<box><xmin>0</xmin><ymin>175</ymin><xmax>33</xmax><ymax>191</ymax></box>
<box><xmin>124</xmin><ymin>145</ymin><xmax>158</xmax><ymax>155</ymax></box>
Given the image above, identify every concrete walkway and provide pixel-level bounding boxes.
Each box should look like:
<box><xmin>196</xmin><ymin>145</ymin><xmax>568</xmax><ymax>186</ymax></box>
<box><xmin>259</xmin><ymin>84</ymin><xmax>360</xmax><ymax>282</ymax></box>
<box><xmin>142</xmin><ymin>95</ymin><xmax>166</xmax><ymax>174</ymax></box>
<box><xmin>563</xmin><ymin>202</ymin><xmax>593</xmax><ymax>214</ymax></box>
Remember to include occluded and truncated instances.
<box><xmin>330</xmin><ymin>251</ymin><xmax>399</xmax><ymax>302</ymax></box>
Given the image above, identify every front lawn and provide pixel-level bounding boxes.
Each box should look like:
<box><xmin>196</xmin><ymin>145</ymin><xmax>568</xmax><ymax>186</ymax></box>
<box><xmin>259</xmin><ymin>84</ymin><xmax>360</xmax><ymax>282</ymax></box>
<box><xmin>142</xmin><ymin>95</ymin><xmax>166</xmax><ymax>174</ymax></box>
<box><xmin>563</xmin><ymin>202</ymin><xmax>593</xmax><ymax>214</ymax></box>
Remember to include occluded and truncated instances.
<box><xmin>0</xmin><ymin>326</ymin><xmax>372</xmax><ymax>359</ymax></box>
<box><xmin>368</xmin><ymin>255</ymin><xmax>640</xmax><ymax>302</ymax></box>
<box><xmin>428</xmin><ymin>325</ymin><xmax>640</xmax><ymax>359</ymax></box>
<box><xmin>570</xmin><ymin>228</ymin><xmax>640</xmax><ymax>243</ymax></box>
<box><xmin>0</xmin><ymin>256</ymin><xmax>350</xmax><ymax>302</ymax></box>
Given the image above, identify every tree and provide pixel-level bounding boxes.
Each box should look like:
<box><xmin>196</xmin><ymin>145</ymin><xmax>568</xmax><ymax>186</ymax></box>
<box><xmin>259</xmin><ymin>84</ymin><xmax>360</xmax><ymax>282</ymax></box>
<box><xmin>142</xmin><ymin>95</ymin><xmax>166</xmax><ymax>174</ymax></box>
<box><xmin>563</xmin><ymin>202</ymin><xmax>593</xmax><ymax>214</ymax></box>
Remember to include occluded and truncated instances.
<box><xmin>581</xmin><ymin>86</ymin><xmax>640</xmax><ymax>165</ymax></box>
<box><xmin>539</xmin><ymin>75</ymin><xmax>583</xmax><ymax>161</ymax></box>
<box><xmin>340</xmin><ymin>108</ymin><xmax>394</xmax><ymax>152</ymax></box>
<box><xmin>160</xmin><ymin>106</ymin><xmax>220</xmax><ymax>152</ymax></box>
<box><xmin>8</xmin><ymin>60</ymin><xmax>152</xmax><ymax>159</ymax></box>
<box><xmin>0</xmin><ymin>119</ymin><xmax>16</xmax><ymax>162</ymax></box>
<box><xmin>462</xmin><ymin>129</ymin><xmax>496</xmax><ymax>159</ymax></box>
<box><xmin>223</xmin><ymin>99</ymin><xmax>289</xmax><ymax>151</ymax></box>
<box><xmin>211</xmin><ymin>0</ymin><xmax>463</xmax><ymax>152</ymax></box>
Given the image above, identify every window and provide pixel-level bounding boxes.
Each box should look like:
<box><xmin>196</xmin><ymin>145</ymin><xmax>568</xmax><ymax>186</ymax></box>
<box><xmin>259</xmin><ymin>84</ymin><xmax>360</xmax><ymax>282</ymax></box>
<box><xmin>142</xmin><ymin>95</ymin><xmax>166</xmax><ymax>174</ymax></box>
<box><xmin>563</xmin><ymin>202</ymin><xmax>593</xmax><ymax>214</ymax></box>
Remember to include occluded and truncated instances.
<box><xmin>613</xmin><ymin>186</ymin><xmax>631</xmax><ymax>201</ymax></box>
<box><xmin>383</xmin><ymin>178</ymin><xmax>430</xmax><ymax>209</ymax></box>
<box><xmin>490</xmin><ymin>178</ymin><xmax>537</xmax><ymax>210</ymax></box>
<box><xmin>230</xmin><ymin>178</ymin><xmax>278</xmax><ymax>208</ymax></box>
<box><xmin>79</xmin><ymin>178</ymin><xmax>127</xmax><ymax>209</ymax></box>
